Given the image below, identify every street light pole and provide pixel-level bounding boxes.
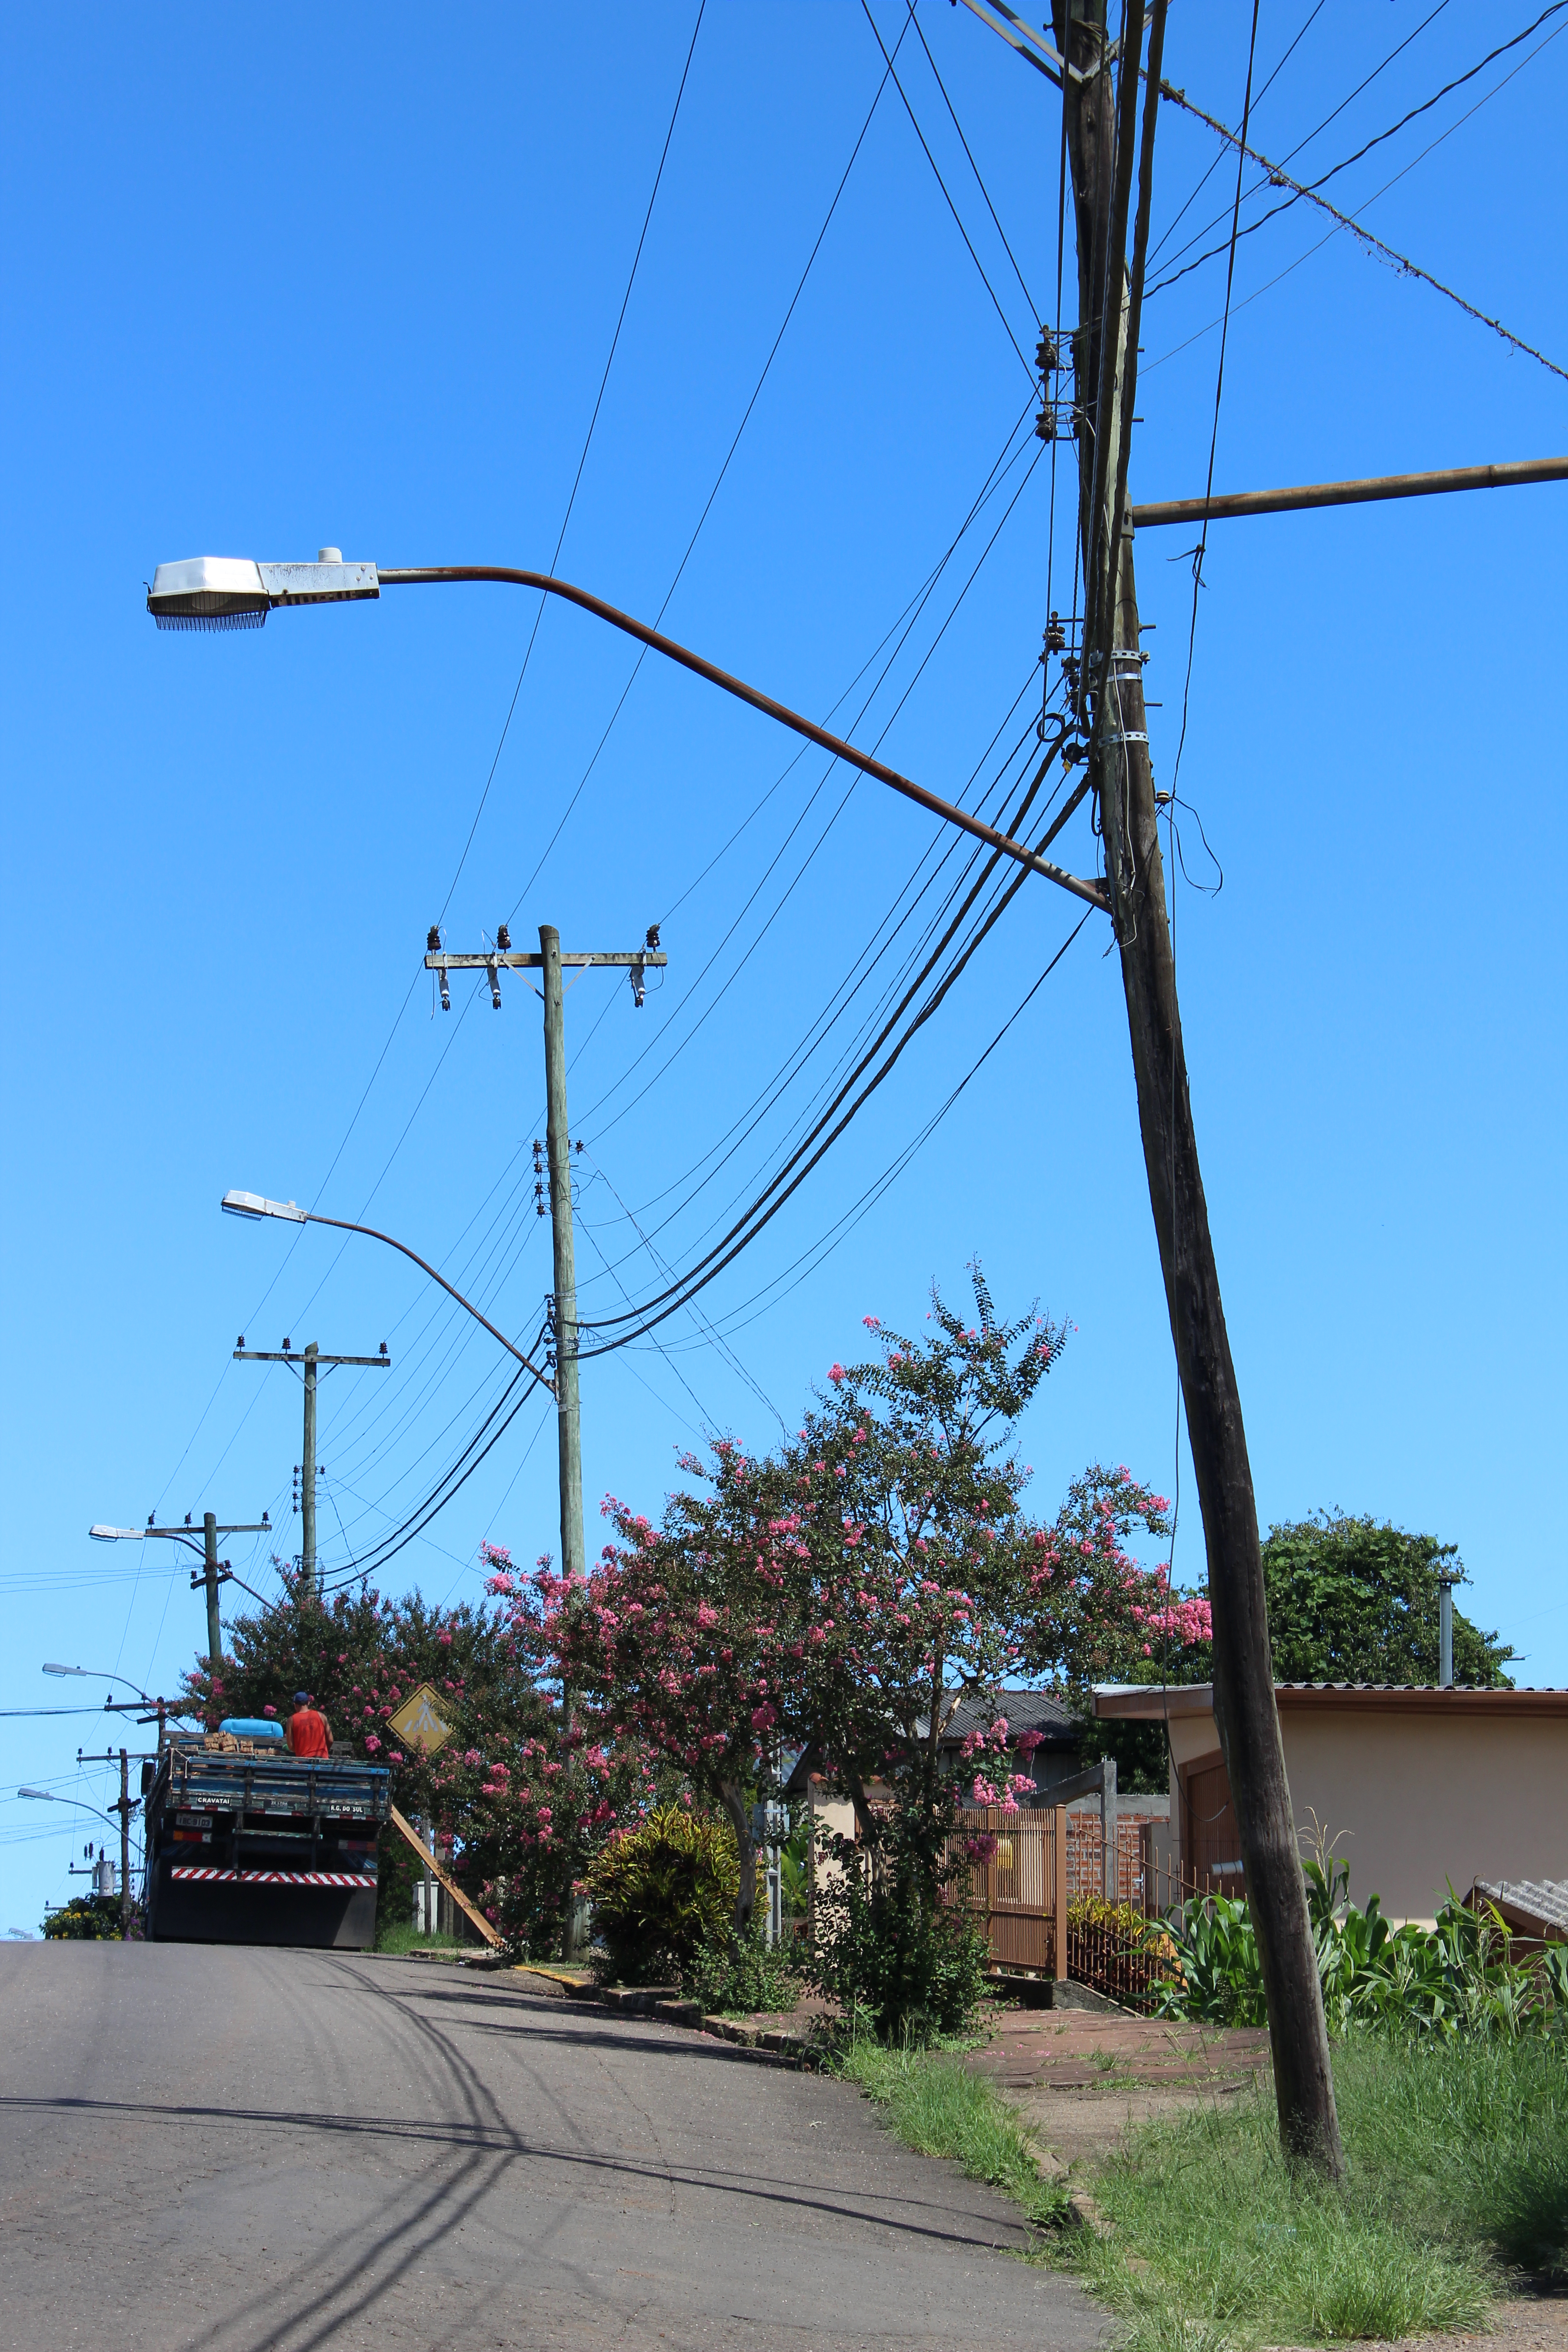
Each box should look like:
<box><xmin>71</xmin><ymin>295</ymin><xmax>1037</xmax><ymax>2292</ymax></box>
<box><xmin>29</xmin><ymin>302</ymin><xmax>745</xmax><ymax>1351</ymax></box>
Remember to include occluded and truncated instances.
<box><xmin>19</xmin><ymin>1785</ymin><xmax>130</xmax><ymax>1931</ymax></box>
<box><xmin>146</xmin><ymin>554</ymin><xmax>1107</xmax><ymax>911</ymax></box>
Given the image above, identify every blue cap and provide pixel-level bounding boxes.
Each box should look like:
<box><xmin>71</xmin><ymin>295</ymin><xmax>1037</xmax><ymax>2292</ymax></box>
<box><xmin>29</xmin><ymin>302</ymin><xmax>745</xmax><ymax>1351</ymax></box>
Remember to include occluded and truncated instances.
<box><xmin>294</xmin><ymin>1691</ymin><xmax>310</xmax><ymax>1705</ymax></box>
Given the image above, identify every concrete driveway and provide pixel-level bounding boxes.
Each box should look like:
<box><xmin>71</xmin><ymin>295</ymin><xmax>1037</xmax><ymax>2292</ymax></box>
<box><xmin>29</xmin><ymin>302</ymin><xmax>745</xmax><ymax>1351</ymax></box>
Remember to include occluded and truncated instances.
<box><xmin>0</xmin><ymin>1944</ymin><xmax>1110</xmax><ymax>2352</ymax></box>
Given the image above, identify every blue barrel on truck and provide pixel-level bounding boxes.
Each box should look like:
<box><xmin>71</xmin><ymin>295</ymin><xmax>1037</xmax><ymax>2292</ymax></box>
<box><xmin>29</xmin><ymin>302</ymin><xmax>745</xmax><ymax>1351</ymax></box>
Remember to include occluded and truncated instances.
<box><xmin>143</xmin><ymin>1730</ymin><xmax>392</xmax><ymax>1948</ymax></box>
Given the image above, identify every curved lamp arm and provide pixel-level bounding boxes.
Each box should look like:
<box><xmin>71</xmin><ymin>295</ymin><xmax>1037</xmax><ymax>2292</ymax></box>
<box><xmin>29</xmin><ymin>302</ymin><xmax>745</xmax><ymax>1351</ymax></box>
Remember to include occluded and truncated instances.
<box><xmin>220</xmin><ymin>1196</ymin><xmax>554</xmax><ymax>1397</ymax></box>
<box><xmin>378</xmin><ymin>568</ymin><xmax>1104</xmax><ymax>911</ymax></box>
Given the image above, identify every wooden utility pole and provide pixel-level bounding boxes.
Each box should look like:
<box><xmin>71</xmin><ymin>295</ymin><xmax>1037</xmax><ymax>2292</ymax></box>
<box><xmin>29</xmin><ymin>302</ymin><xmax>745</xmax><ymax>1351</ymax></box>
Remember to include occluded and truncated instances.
<box><xmin>234</xmin><ymin>1343</ymin><xmax>391</xmax><ymax>1597</ymax></box>
<box><xmin>423</xmin><ymin>926</ymin><xmax>668</xmax><ymax>1593</ymax></box>
<box><xmin>539</xmin><ymin>925</ymin><xmax>586</xmax><ymax>1594</ymax></box>
<box><xmin>425</xmin><ymin>922</ymin><xmax>668</xmax><ymax>1966</ymax></box>
<box><xmin>302</xmin><ymin>1343</ymin><xmax>318</xmax><ymax>1591</ymax></box>
<box><xmin>1053</xmin><ymin>0</ymin><xmax>1343</xmax><ymax>2171</ymax></box>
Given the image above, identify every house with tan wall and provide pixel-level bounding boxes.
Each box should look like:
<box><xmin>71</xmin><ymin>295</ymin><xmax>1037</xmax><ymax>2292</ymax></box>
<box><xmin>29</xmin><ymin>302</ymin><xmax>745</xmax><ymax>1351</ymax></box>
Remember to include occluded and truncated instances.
<box><xmin>1093</xmin><ymin>1682</ymin><xmax>1568</xmax><ymax>1925</ymax></box>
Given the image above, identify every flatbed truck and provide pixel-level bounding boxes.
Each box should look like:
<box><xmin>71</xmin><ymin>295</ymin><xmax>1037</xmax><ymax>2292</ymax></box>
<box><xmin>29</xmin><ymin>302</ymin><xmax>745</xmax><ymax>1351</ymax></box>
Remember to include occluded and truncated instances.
<box><xmin>143</xmin><ymin>1732</ymin><xmax>392</xmax><ymax>1948</ymax></box>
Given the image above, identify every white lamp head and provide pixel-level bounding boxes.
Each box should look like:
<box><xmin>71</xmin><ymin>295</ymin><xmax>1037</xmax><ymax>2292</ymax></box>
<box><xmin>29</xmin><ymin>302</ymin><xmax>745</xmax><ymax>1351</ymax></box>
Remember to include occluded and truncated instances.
<box><xmin>147</xmin><ymin>554</ymin><xmax>378</xmax><ymax>632</ymax></box>
<box><xmin>221</xmin><ymin>1190</ymin><xmax>307</xmax><ymax>1223</ymax></box>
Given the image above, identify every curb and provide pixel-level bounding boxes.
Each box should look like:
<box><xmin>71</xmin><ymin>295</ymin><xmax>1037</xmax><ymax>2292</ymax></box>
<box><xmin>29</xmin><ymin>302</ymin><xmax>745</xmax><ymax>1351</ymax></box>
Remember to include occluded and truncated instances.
<box><xmin>510</xmin><ymin>1965</ymin><xmax>822</xmax><ymax>2068</ymax></box>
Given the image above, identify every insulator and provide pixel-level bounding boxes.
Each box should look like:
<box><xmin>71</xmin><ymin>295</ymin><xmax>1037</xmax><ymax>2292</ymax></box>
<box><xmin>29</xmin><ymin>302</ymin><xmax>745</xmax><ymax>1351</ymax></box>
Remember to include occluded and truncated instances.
<box><xmin>1045</xmin><ymin>613</ymin><xmax>1067</xmax><ymax>655</ymax></box>
<box><xmin>496</xmin><ymin>923</ymin><xmax>511</xmax><ymax>951</ymax></box>
<box><xmin>1036</xmin><ymin>327</ymin><xmax>1058</xmax><ymax>374</ymax></box>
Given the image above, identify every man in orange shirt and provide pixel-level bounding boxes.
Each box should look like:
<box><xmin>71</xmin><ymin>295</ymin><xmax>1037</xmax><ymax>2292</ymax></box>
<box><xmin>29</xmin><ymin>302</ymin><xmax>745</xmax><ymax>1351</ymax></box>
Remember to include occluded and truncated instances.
<box><xmin>285</xmin><ymin>1691</ymin><xmax>333</xmax><ymax>1758</ymax></box>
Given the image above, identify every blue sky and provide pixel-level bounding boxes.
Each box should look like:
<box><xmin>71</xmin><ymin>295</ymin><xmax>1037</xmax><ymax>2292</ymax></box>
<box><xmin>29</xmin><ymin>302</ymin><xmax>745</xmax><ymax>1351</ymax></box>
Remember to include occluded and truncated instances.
<box><xmin>2</xmin><ymin>3</ymin><xmax>1563</xmax><ymax>1934</ymax></box>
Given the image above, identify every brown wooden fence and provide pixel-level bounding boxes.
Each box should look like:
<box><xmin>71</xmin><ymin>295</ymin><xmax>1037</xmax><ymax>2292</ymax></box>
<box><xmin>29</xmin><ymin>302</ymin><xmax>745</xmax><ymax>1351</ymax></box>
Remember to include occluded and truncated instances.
<box><xmin>942</xmin><ymin>1806</ymin><xmax>1230</xmax><ymax>2008</ymax></box>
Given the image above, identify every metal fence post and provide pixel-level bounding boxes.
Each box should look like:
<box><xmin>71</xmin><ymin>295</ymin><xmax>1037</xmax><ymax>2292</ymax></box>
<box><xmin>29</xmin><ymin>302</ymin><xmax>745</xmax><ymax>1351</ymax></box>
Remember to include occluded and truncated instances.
<box><xmin>1054</xmin><ymin>1804</ymin><xmax>1069</xmax><ymax>1984</ymax></box>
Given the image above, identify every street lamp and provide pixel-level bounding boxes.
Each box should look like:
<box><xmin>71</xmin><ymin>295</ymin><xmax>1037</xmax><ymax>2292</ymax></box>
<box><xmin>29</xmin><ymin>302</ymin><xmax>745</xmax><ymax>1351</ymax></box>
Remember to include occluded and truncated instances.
<box><xmin>19</xmin><ymin>1787</ymin><xmax>116</xmax><ymax>1827</ymax></box>
<box><xmin>146</xmin><ymin>553</ymin><xmax>1103</xmax><ymax>910</ymax></box>
<box><xmin>220</xmin><ymin>1190</ymin><xmax>553</xmax><ymax>1393</ymax></box>
<box><xmin>147</xmin><ymin>552</ymin><xmax>378</xmax><ymax>632</ymax></box>
<box><xmin>19</xmin><ymin>1787</ymin><xmax>133</xmax><ymax>1930</ymax></box>
<box><xmin>43</xmin><ymin>1661</ymin><xmax>152</xmax><ymax>1705</ymax></box>
<box><xmin>88</xmin><ymin>1516</ymin><xmax>269</xmax><ymax>1676</ymax></box>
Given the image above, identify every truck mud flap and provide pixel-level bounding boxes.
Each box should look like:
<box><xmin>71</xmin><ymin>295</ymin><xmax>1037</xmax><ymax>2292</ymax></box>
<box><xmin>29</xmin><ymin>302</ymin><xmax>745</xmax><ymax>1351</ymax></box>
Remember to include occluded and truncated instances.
<box><xmin>149</xmin><ymin>1862</ymin><xmax>377</xmax><ymax>1950</ymax></box>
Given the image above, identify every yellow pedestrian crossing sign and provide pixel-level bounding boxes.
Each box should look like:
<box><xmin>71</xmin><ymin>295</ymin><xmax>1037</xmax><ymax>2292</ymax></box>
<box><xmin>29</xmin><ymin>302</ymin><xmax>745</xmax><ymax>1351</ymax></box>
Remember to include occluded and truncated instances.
<box><xmin>387</xmin><ymin>1683</ymin><xmax>454</xmax><ymax>1755</ymax></box>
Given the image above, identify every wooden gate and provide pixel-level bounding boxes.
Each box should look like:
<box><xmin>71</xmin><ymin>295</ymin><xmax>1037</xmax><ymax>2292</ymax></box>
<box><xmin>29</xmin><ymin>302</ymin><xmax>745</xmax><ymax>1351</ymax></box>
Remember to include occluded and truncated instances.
<box><xmin>944</xmin><ymin>1807</ymin><xmax>1065</xmax><ymax>1977</ymax></box>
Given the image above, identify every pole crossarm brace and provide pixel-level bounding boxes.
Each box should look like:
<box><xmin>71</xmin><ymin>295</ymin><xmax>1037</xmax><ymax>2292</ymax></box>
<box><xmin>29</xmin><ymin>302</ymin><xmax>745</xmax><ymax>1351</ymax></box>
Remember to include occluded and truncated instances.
<box><xmin>97</xmin><ymin>1520</ymin><xmax>270</xmax><ymax>1552</ymax></box>
<box><xmin>953</xmin><ymin>0</ymin><xmax>1082</xmax><ymax>85</ymax></box>
<box><xmin>234</xmin><ymin>1350</ymin><xmax>391</xmax><ymax>1367</ymax></box>
<box><xmin>426</xmin><ymin>952</ymin><xmax>669</xmax><ymax>971</ymax></box>
<box><xmin>1132</xmin><ymin>456</ymin><xmax>1568</xmax><ymax>530</ymax></box>
<box><xmin>380</xmin><ymin>568</ymin><xmax>1107</xmax><ymax>913</ymax></box>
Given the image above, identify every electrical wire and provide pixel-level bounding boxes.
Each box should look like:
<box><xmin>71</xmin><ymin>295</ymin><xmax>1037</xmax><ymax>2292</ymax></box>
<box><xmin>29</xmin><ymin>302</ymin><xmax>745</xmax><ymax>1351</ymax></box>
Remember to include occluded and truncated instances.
<box><xmin>1145</xmin><ymin>0</ymin><xmax>1328</xmax><ymax>271</ymax></box>
<box><xmin>1150</xmin><ymin>2</ymin><xmax>1568</xmax><ymax>299</ymax></box>
<box><xmin>578</xmin><ymin>714</ymin><xmax>1073</xmax><ymax>1352</ymax></box>
<box><xmin>436</xmin><ymin>2</ymin><xmax>707</xmax><ymax>926</ymax></box>
<box><xmin>904</xmin><ymin>2</ymin><xmax>1038</xmax><ymax>316</ymax></box>
<box><xmin>861</xmin><ymin>0</ymin><xmax>1035</xmax><ymax>381</ymax></box>
<box><xmin>503</xmin><ymin>8</ymin><xmax>920</xmax><ymax>919</ymax></box>
<box><xmin>1147</xmin><ymin>0</ymin><xmax>1455</xmax><ymax>279</ymax></box>
<box><xmin>654</xmin><ymin>906</ymin><xmax>1095</xmax><ymax>1348</ymax></box>
<box><xmin>578</xmin><ymin>431</ymin><xmax>1049</xmax><ymax>1168</ymax></box>
<box><xmin>1169</xmin><ymin>1</ymin><xmax>1260</xmax><ymax>806</ymax></box>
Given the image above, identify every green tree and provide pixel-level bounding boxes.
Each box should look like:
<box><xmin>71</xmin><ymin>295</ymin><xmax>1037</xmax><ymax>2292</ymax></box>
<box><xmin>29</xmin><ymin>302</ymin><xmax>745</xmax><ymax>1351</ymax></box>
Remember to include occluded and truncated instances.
<box><xmin>1259</xmin><ymin>1514</ymin><xmax>1514</xmax><ymax>1687</ymax></box>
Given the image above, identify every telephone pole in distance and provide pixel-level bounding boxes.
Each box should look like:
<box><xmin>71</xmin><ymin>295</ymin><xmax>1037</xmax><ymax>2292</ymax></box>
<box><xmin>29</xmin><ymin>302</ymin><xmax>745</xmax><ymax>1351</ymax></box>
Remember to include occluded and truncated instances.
<box><xmin>234</xmin><ymin>1340</ymin><xmax>391</xmax><ymax>1591</ymax></box>
<box><xmin>424</xmin><ymin>922</ymin><xmax>667</xmax><ymax>1594</ymax></box>
<box><xmin>92</xmin><ymin>1514</ymin><xmax>271</xmax><ymax>1690</ymax></box>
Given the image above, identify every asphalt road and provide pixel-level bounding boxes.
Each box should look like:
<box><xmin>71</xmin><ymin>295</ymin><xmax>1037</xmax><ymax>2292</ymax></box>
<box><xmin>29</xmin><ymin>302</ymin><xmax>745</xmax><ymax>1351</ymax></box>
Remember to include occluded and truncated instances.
<box><xmin>0</xmin><ymin>1944</ymin><xmax>1110</xmax><ymax>2352</ymax></box>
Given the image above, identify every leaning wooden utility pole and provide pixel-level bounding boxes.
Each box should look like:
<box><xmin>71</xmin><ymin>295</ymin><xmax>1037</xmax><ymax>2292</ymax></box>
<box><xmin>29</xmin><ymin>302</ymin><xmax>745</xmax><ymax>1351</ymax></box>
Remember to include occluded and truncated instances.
<box><xmin>1053</xmin><ymin>0</ymin><xmax>1343</xmax><ymax>2171</ymax></box>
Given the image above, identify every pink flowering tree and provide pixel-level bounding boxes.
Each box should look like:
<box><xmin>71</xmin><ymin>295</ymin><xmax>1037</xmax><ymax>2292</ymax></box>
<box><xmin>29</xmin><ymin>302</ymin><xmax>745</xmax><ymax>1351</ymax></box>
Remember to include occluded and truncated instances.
<box><xmin>493</xmin><ymin>1473</ymin><xmax>810</xmax><ymax>1936</ymax></box>
<box><xmin>773</xmin><ymin>1268</ymin><xmax>1063</xmax><ymax>1880</ymax></box>
<box><xmin>1019</xmin><ymin>1462</ymin><xmax>1208</xmax><ymax>1693</ymax></box>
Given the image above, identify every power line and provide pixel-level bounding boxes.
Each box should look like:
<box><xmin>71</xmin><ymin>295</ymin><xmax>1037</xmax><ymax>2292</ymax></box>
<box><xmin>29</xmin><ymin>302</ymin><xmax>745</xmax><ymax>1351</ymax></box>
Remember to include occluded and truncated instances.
<box><xmin>1148</xmin><ymin>0</ymin><xmax>1453</xmax><ymax>277</ymax></box>
<box><xmin>504</xmin><ymin>9</ymin><xmax>920</xmax><ymax>920</ymax></box>
<box><xmin>861</xmin><ymin>0</ymin><xmax>1035</xmax><ymax>381</ymax></box>
<box><xmin>1170</xmin><ymin>0</ymin><xmax>1261</xmax><ymax>805</ymax></box>
<box><xmin>579</xmin><ymin>431</ymin><xmax>1047</xmax><ymax>1160</ymax></box>
<box><xmin>659</xmin><ymin>906</ymin><xmax>1095</xmax><ymax>1348</ymax></box>
<box><xmin>904</xmin><ymin>3</ymin><xmax>1038</xmax><ymax>316</ymax></box>
<box><xmin>600</xmin><ymin>681</ymin><xmax>1052</xmax><ymax>1282</ymax></box>
<box><xmin>1152</xmin><ymin>3</ymin><xmax>1568</xmax><ymax>297</ymax></box>
<box><xmin>436</xmin><ymin>2</ymin><xmax>707</xmax><ymax>926</ymax></box>
<box><xmin>1144</xmin><ymin>34</ymin><xmax>1568</xmax><ymax>386</ymax></box>
<box><xmin>578</xmin><ymin>716</ymin><xmax>1073</xmax><ymax>1352</ymax></box>
<box><xmin>1145</xmin><ymin>0</ymin><xmax>1328</xmax><ymax>271</ymax></box>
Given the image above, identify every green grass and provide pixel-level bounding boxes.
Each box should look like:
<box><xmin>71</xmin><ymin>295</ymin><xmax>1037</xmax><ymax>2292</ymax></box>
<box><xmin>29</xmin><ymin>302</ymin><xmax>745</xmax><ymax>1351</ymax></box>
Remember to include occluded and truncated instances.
<box><xmin>1071</xmin><ymin>2033</ymin><xmax>1568</xmax><ymax>2351</ymax></box>
<box><xmin>834</xmin><ymin>2041</ymin><xmax>1070</xmax><ymax>2228</ymax></box>
<box><xmin>838</xmin><ymin>2030</ymin><xmax>1568</xmax><ymax>2347</ymax></box>
<box><xmin>375</xmin><ymin>1921</ymin><xmax>470</xmax><ymax>1957</ymax></box>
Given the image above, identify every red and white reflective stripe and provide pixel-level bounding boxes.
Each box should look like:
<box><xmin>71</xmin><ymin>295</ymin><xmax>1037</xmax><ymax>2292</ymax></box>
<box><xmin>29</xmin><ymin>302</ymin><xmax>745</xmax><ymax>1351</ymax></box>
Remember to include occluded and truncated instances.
<box><xmin>168</xmin><ymin>1866</ymin><xmax>371</xmax><ymax>1886</ymax></box>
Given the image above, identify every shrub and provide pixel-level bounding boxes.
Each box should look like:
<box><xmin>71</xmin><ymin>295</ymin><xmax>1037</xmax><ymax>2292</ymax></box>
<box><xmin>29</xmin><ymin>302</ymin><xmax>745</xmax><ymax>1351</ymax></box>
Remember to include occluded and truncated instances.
<box><xmin>810</xmin><ymin>1825</ymin><xmax>990</xmax><ymax>2045</ymax></box>
<box><xmin>684</xmin><ymin>1921</ymin><xmax>803</xmax><ymax>2015</ymax></box>
<box><xmin>588</xmin><ymin>1806</ymin><xmax>739</xmax><ymax>1986</ymax></box>
<box><xmin>43</xmin><ymin>1895</ymin><xmax>134</xmax><ymax>1941</ymax></box>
